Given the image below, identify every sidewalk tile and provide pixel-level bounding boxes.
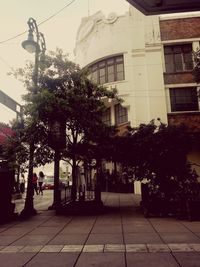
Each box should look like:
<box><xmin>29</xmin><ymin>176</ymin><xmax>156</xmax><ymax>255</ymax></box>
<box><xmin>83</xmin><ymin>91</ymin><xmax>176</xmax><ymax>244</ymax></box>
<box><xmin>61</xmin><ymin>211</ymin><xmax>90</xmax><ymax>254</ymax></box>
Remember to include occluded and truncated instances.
<box><xmin>104</xmin><ymin>244</ymin><xmax>125</xmax><ymax>252</ymax></box>
<box><xmin>20</xmin><ymin>245</ymin><xmax>43</xmax><ymax>252</ymax></box>
<box><xmin>173</xmin><ymin>252</ymin><xmax>200</xmax><ymax>267</ymax></box>
<box><xmin>76</xmin><ymin>252</ymin><xmax>126</xmax><ymax>267</ymax></box>
<box><xmin>24</xmin><ymin>252</ymin><xmax>78</xmax><ymax>267</ymax></box>
<box><xmin>126</xmin><ymin>244</ymin><xmax>147</xmax><ymax>252</ymax></box>
<box><xmin>49</xmin><ymin>234</ymin><xmax>87</xmax><ymax>245</ymax></box>
<box><xmin>188</xmin><ymin>243</ymin><xmax>200</xmax><ymax>252</ymax></box>
<box><xmin>124</xmin><ymin>233</ymin><xmax>163</xmax><ymax>244</ymax></box>
<box><xmin>147</xmin><ymin>244</ymin><xmax>170</xmax><ymax>252</ymax></box>
<box><xmin>83</xmin><ymin>245</ymin><xmax>104</xmax><ymax>252</ymax></box>
<box><xmin>0</xmin><ymin>246</ymin><xmax>24</xmax><ymax>253</ymax></box>
<box><xmin>61</xmin><ymin>245</ymin><xmax>83</xmax><ymax>252</ymax></box>
<box><xmin>126</xmin><ymin>253</ymin><xmax>179</xmax><ymax>267</ymax></box>
<box><xmin>40</xmin><ymin>245</ymin><xmax>64</xmax><ymax>252</ymax></box>
<box><xmin>168</xmin><ymin>243</ymin><xmax>194</xmax><ymax>252</ymax></box>
<box><xmin>86</xmin><ymin>234</ymin><xmax>123</xmax><ymax>245</ymax></box>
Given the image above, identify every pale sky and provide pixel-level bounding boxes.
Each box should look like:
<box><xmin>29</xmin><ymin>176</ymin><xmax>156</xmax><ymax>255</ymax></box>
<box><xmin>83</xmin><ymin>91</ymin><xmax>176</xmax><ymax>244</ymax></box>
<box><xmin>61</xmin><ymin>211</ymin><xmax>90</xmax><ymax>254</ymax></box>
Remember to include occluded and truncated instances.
<box><xmin>0</xmin><ymin>0</ymin><xmax>129</xmax><ymax>124</ymax></box>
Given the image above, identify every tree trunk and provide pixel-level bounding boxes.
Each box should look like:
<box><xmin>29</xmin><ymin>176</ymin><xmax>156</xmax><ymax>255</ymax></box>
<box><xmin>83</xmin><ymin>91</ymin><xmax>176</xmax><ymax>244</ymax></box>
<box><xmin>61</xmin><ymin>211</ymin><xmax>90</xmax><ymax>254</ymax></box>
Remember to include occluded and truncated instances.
<box><xmin>20</xmin><ymin>142</ymin><xmax>36</xmax><ymax>218</ymax></box>
<box><xmin>71</xmin><ymin>157</ymin><xmax>77</xmax><ymax>202</ymax></box>
<box><xmin>95</xmin><ymin>160</ymin><xmax>102</xmax><ymax>204</ymax></box>
<box><xmin>49</xmin><ymin>149</ymin><xmax>60</xmax><ymax>209</ymax></box>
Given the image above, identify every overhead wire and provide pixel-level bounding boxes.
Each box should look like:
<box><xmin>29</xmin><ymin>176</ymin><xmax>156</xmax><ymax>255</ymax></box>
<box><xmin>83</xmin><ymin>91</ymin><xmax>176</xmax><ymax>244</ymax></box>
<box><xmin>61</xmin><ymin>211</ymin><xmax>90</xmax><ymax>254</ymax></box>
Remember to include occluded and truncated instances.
<box><xmin>0</xmin><ymin>0</ymin><xmax>77</xmax><ymax>45</ymax></box>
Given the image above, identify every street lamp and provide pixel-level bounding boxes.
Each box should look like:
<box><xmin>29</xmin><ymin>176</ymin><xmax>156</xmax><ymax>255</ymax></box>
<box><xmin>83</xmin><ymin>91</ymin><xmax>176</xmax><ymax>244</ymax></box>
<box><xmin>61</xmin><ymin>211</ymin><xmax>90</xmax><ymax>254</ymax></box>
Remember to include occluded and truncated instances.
<box><xmin>20</xmin><ymin>18</ymin><xmax>46</xmax><ymax>218</ymax></box>
<box><xmin>22</xmin><ymin>17</ymin><xmax>46</xmax><ymax>91</ymax></box>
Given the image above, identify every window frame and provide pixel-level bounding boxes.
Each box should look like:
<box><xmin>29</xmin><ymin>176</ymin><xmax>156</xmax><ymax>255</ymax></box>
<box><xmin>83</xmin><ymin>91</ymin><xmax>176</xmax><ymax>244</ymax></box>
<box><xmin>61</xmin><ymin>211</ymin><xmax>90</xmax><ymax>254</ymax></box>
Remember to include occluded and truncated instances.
<box><xmin>114</xmin><ymin>104</ymin><xmax>128</xmax><ymax>125</ymax></box>
<box><xmin>89</xmin><ymin>55</ymin><xmax>125</xmax><ymax>84</ymax></box>
<box><xmin>164</xmin><ymin>44</ymin><xmax>193</xmax><ymax>73</ymax></box>
<box><xmin>102</xmin><ymin>107</ymin><xmax>111</xmax><ymax>126</ymax></box>
<box><xmin>169</xmin><ymin>87</ymin><xmax>199</xmax><ymax>112</ymax></box>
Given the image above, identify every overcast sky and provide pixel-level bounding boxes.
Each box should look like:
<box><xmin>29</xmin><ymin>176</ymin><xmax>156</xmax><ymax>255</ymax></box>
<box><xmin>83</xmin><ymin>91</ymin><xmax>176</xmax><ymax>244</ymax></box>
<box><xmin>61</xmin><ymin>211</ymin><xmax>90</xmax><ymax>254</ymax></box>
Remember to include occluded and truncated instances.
<box><xmin>0</xmin><ymin>0</ymin><xmax>129</xmax><ymax>123</ymax></box>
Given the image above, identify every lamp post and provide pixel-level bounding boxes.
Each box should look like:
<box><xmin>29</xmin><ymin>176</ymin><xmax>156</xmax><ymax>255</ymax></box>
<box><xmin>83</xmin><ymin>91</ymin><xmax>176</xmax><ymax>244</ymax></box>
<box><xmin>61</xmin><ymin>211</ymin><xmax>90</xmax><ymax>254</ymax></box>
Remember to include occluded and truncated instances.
<box><xmin>48</xmin><ymin>119</ymin><xmax>66</xmax><ymax>209</ymax></box>
<box><xmin>20</xmin><ymin>18</ymin><xmax>46</xmax><ymax>218</ymax></box>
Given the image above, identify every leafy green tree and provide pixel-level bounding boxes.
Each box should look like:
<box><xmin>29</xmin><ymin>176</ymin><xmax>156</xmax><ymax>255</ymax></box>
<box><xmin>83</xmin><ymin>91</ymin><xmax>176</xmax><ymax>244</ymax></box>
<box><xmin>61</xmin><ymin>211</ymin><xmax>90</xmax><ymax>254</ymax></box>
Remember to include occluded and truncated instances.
<box><xmin>12</xmin><ymin>48</ymin><xmax>118</xmax><ymax>204</ymax></box>
<box><xmin>114</xmin><ymin>120</ymin><xmax>198</xmax><ymax>200</ymax></box>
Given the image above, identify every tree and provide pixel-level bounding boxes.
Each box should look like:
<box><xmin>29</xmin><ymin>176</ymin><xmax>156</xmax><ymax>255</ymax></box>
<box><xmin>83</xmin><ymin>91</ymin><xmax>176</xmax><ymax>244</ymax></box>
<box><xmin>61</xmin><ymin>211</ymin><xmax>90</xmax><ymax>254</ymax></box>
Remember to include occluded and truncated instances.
<box><xmin>12</xmin><ymin>48</ymin><xmax>118</xmax><ymax>205</ymax></box>
<box><xmin>193</xmin><ymin>48</ymin><xmax>200</xmax><ymax>84</ymax></box>
<box><xmin>113</xmin><ymin>120</ymin><xmax>198</xmax><ymax>201</ymax></box>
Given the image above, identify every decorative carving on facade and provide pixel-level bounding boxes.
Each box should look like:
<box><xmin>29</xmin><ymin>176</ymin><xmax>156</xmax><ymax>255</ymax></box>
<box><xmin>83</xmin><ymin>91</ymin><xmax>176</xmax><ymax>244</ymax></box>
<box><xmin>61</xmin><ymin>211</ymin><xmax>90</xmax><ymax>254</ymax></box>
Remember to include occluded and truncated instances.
<box><xmin>76</xmin><ymin>11</ymin><xmax>119</xmax><ymax>43</ymax></box>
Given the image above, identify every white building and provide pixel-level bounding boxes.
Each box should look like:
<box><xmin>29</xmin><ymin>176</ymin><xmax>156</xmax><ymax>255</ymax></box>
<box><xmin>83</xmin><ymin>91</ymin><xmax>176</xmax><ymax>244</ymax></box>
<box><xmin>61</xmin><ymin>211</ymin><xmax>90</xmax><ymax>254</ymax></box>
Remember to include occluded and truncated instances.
<box><xmin>75</xmin><ymin>7</ymin><xmax>167</xmax><ymax>130</ymax></box>
<box><xmin>74</xmin><ymin>6</ymin><xmax>200</xmax><ymax>191</ymax></box>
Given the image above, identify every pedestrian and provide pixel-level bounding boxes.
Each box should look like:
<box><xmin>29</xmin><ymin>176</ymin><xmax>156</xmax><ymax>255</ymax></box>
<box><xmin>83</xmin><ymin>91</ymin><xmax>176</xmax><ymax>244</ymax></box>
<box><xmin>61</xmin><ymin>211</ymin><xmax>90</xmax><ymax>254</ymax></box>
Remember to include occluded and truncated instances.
<box><xmin>38</xmin><ymin>171</ymin><xmax>45</xmax><ymax>195</ymax></box>
<box><xmin>32</xmin><ymin>173</ymin><xmax>38</xmax><ymax>195</ymax></box>
<box><xmin>19</xmin><ymin>173</ymin><xmax>25</xmax><ymax>194</ymax></box>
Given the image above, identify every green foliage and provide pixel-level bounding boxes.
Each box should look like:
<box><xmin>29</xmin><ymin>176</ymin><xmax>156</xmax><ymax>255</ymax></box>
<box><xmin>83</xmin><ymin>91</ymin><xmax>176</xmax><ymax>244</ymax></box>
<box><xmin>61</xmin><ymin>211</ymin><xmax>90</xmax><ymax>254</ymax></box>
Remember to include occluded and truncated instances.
<box><xmin>10</xmin><ymin>48</ymin><xmax>118</xmax><ymax>196</ymax></box>
<box><xmin>110</xmin><ymin>120</ymin><xmax>198</xmax><ymax>199</ymax></box>
<box><xmin>193</xmin><ymin>48</ymin><xmax>200</xmax><ymax>84</ymax></box>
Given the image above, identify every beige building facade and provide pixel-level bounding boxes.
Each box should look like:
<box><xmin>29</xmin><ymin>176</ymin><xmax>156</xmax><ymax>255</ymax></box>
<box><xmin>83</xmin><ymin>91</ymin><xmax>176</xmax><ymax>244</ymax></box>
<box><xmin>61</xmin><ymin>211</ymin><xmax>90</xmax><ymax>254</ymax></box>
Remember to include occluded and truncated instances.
<box><xmin>74</xmin><ymin>6</ymin><xmax>200</xmax><ymax>190</ymax></box>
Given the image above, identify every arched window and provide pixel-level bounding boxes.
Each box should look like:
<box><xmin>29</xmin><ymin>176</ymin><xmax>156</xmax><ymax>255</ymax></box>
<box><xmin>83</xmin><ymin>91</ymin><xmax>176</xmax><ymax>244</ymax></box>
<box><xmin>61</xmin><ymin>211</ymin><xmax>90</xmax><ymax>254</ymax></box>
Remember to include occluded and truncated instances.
<box><xmin>89</xmin><ymin>55</ymin><xmax>125</xmax><ymax>84</ymax></box>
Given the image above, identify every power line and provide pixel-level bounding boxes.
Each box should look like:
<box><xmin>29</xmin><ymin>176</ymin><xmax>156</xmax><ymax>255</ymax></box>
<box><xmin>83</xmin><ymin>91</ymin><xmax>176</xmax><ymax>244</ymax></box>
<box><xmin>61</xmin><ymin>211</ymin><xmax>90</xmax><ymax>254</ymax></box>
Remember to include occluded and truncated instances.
<box><xmin>38</xmin><ymin>0</ymin><xmax>77</xmax><ymax>26</ymax></box>
<box><xmin>0</xmin><ymin>0</ymin><xmax>77</xmax><ymax>45</ymax></box>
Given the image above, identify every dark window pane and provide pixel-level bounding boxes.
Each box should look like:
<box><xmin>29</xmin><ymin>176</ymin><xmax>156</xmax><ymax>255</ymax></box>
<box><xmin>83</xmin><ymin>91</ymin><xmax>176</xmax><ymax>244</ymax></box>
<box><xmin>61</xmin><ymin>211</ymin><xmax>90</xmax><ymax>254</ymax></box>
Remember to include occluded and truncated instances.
<box><xmin>108</xmin><ymin>65</ymin><xmax>114</xmax><ymax>74</ymax></box>
<box><xmin>116</xmin><ymin>63</ymin><xmax>123</xmax><ymax>72</ymax></box>
<box><xmin>182</xmin><ymin>45</ymin><xmax>192</xmax><ymax>52</ymax></box>
<box><xmin>91</xmin><ymin>71</ymin><xmax>98</xmax><ymax>83</ymax></box>
<box><xmin>116</xmin><ymin>63</ymin><xmax>124</xmax><ymax>80</ymax></box>
<box><xmin>164</xmin><ymin>44</ymin><xmax>193</xmax><ymax>73</ymax></box>
<box><xmin>108</xmin><ymin>73</ymin><xmax>115</xmax><ymax>83</ymax></box>
<box><xmin>107</xmin><ymin>65</ymin><xmax>115</xmax><ymax>82</ymax></box>
<box><xmin>115</xmin><ymin>104</ymin><xmax>128</xmax><ymax>125</ymax></box>
<box><xmin>107</xmin><ymin>58</ymin><xmax>114</xmax><ymax>65</ymax></box>
<box><xmin>100</xmin><ymin>76</ymin><xmax>106</xmax><ymax>84</ymax></box>
<box><xmin>184</xmin><ymin>53</ymin><xmax>193</xmax><ymax>70</ymax></box>
<box><xmin>170</xmin><ymin>87</ymin><xmax>198</xmax><ymax>112</ymax></box>
<box><xmin>165</xmin><ymin>54</ymin><xmax>174</xmax><ymax>72</ymax></box>
<box><xmin>99</xmin><ymin>61</ymin><xmax>105</xmax><ymax>68</ymax></box>
<box><xmin>116</xmin><ymin>72</ymin><xmax>124</xmax><ymax>81</ymax></box>
<box><xmin>100</xmin><ymin>68</ymin><xmax>105</xmax><ymax>75</ymax></box>
<box><xmin>88</xmin><ymin>55</ymin><xmax>124</xmax><ymax>84</ymax></box>
<box><xmin>164</xmin><ymin>46</ymin><xmax>173</xmax><ymax>54</ymax></box>
<box><xmin>92</xmin><ymin>64</ymin><xmax>97</xmax><ymax>71</ymax></box>
<box><xmin>173</xmin><ymin>46</ymin><xmax>182</xmax><ymax>53</ymax></box>
<box><xmin>116</xmin><ymin>56</ymin><xmax>123</xmax><ymax>63</ymax></box>
<box><xmin>102</xmin><ymin>108</ymin><xmax>111</xmax><ymax>126</ymax></box>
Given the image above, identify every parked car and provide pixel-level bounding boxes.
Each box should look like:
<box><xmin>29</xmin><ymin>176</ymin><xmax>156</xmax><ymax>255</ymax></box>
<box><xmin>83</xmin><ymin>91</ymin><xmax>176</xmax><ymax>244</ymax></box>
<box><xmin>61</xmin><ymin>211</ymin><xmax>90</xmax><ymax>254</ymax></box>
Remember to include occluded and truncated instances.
<box><xmin>43</xmin><ymin>176</ymin><xmax>67</xmax><ymax>190</ymax></box>
<box><xmin>43</xmin><ymin>176</ymin><xmax>54</xmax><ymax>190</ymax></box>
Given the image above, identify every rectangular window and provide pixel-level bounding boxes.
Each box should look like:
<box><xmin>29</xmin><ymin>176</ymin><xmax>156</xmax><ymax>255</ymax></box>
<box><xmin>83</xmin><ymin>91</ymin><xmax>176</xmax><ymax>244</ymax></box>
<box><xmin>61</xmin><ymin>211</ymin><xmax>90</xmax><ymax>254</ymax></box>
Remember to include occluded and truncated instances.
<box><xmin>115</xmin><ymin>104</ymin><xmax>128</xmax><ymax>125</ymax></box>
<box><xmin>102</xmin><ymin>108</ymin><xmax>111</xmax><ymax>126</ymax></box>
<box><xmin>116</xmin><ymin>63</ymin><xmax>124</xmax><ymax>81</ymax></box>
<box><xmin>99</xmin><ymin>67</ymin><xmax>106</xmax><ymax>84</ymax></box>
<box><xmin>91</xmin><ymin>64</ymin><xmax>98</xmax><ymax>84</ymax></box>
<box><xmin>169</xmin><ymin>87</ymin><xmax>198</xmax><ymax>112</ymax></box>
<box><xmin>107</xmin><ymin>65</ymin><xmax>115</xmax><ymax>82</ymax></box>
<box><xmin>164</xmin><ymin>44</ymin><xmax>193</xmax><ymax>73</ymax></box>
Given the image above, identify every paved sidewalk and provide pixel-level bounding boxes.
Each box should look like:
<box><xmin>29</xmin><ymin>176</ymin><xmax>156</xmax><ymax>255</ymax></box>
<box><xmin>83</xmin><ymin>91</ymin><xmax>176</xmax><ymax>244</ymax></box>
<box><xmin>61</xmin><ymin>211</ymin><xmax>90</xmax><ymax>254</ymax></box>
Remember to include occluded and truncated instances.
<box><xmin>1</xmin><ymin>192</ymin><xmax>200</xmax><ymax>266</ymax></box>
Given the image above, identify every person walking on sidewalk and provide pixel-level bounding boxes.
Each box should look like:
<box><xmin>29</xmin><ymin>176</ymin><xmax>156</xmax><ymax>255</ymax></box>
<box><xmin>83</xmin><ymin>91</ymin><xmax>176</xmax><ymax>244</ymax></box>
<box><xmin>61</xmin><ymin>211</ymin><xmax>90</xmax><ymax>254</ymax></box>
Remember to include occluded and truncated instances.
<box><xmin>19</xmin><ymin>173</ymin><xmax>26</xmax><ymax>194</ymax></box>
<box><xmin>32</xmin><ymin>173</ymin><xmax>38</xmax><ymax>195</ymax></box>
<box><xmin>38</xmin><ymin>171</ymin><xmax>45</xmax><ymax>195</ymax></box>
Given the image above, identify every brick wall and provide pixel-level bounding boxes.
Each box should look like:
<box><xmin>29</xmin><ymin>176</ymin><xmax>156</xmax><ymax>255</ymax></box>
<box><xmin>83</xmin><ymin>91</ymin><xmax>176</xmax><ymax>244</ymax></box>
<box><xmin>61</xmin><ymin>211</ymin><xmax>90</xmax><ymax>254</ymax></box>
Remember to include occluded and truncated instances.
<box><xmin>160</xmin><ymin>17</ymin><xmax>200</xmax><ymax>41</ymax></box>
<box><xmin>168</xmin><ymin>112</ymin><xmax>200</xmax><ymax>132</ymax></box>
<box><xmin>164</xmin><ymin>72</ymin><xmax>195</xmax><ymax>84</ymax></box>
